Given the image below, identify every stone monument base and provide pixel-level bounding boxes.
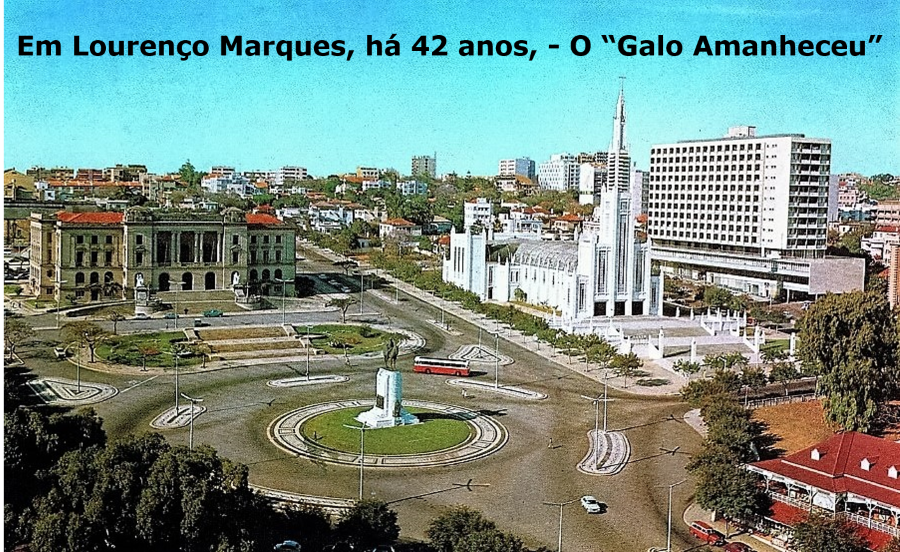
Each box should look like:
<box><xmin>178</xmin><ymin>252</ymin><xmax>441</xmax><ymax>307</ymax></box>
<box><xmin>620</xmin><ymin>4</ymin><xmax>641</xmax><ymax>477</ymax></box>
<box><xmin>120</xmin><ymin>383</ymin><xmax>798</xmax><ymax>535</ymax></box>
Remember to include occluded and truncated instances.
<box><xmin>355</xmin><ymin>368</ymin><xmax>420</xmax><ymax>429</ymax></box>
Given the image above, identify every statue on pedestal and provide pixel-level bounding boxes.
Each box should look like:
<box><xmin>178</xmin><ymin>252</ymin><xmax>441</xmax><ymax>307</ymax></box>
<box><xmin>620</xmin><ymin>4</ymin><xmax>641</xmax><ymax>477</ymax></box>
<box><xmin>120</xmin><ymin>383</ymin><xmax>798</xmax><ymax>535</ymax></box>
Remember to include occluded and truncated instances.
<box><xmin>356</xmin><ymin>337</ymin><xmax>418</xmax><ymax>429</ymax></box>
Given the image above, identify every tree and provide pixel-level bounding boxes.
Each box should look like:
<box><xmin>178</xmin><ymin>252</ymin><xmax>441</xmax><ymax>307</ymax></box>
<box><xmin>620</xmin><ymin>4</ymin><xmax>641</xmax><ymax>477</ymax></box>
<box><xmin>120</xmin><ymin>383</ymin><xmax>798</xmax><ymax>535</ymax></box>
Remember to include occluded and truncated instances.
<box><xmin>136</xmin><ymin>345</ymin><xmax>160</xmax><ymax>371</ymax></box>
<box><xmin>740</xmin><ymin>366</ymin><xmax>768</xmax><ymax>394</ymax></box>
<box><xmin>610</xmin><ymin>352</ymin><xmax>642</xmax><ymax>388</ymax></box>
<box><xmin>585</xmin><ymin>340</ymin><xmax>617</xmax><ymax>373</ymax></box>
<box><xmin>427</xmin><ymin>506</ymin><xmax>497</xmax><ymax>552</ymax></box>
<box><xmin>790</xmin><ymin>514</ymin><xmax>868</xmax><ymax>552</ymax></box>
<box><xmin>672</xmin><ymin>359</ymin><xmax>702</xmax><ymax>378</ymax></box>
<box><xmin>327</xmin><ymin>297</ymin><xmax>357</xmax><ymax>324</ymax></box>
<box><xmin>334</xmin><ymin>500</ymin><xmax>399</xmax><ymax>549</ymax></box>
<box><xmin>106</xmin><ymin>310</ymin><xmax>126</xmax><ymax>335</ymax></box>
<box><xmin>690</xmin><ymin>460</ymin><xmax>768</xmax><ymax>538</ymax></box>
<box><xmin>769</xmin><ymin>361</ymin><xmax>801</xmax><ymax>396</ymax></box>
<box><xmin>797</xmin><ymin>290</ymin><xmax>898</xmax><ymax>431</ymax></box>
<box><xmin>177</xmin><ymin>160</ymin><xmax>205</xmax><ymax>188</ymax></box>
<box><xmin>455</xmin><ymin>530</ymin><xmax>525</xmax><ymax>552</ymax></box>
<box><xmin>4</xmin><ymin>316</ymin><xmax>35</xmax><ymax>361</ymax></box>
<box><xmin>703</xmin><ymin>285</ymin><xmax>734</xmax><ymax>309</ymax></box>
<box><xmin>63</xmin><ymin>321</ymin><xmax>110</xmax><ymax>363</ymax></box>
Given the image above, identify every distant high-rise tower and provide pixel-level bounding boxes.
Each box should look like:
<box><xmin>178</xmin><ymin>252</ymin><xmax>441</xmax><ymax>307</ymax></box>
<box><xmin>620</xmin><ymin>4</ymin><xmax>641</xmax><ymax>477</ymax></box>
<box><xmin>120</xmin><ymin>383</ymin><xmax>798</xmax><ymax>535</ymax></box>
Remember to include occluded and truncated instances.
<box><xmin>411</xmin><ymin>155</ymin><xmax>436</xmax><ymax>178</ymax></box>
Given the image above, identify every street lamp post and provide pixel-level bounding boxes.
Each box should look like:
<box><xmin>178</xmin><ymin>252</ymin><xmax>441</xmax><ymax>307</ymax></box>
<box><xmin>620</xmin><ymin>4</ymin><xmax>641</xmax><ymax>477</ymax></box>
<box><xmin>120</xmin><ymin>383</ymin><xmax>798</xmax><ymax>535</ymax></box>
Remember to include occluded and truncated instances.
<box><xmin>172</xmin><ymin>281</ymin><xmax>182</xmax><ymax>329</ymax></box>
<box><xmin>344</xmin><ymin>423</ymin><xmax>368</xmax><ymax>500</ymax></box>
<box><xmin>55</xmin><ymin>279</ymin><xmax>68</xmax><ymax>330</ymax></box>
<box><xmin>665</xmin><ymin>479</ymin><xmax>688</xmax><ymax>552</ymax></box>
<box><xmin>180</xmin><ymin>392</ymin><xmax>204</xmax><ymax>450</ymax></box>
<box><xmin>305</xmin><ymin>324</ymin><xmax>312</xmax><ymax>379</ymax></box>
<box><xmin>542</xmin><ymin>499</ymin><xmax>577</xmax><ymax>552</ymax></box>
<box><xmin>275</xmin><ymin>278</ymin><xmax>287</xmax><ymax>325</ymax></box>
<box><xmin>494</xmin><ymin>331</ymin><xmax>500</xmax><ymax>389</ymax></box>
<box><xmin>161</xmin><ymin>349</ymin><xmax>181</xmax><ymax>415</ymax></box>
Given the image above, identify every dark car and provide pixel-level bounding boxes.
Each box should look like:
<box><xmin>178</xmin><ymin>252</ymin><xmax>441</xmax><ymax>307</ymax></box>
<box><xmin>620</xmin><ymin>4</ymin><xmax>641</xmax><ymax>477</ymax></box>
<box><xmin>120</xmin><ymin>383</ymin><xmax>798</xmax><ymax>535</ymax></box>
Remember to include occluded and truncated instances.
<box><xmin>203</xmin><ymin>309</ymin><xmax>224</xmax><ymax>317</ymax></box>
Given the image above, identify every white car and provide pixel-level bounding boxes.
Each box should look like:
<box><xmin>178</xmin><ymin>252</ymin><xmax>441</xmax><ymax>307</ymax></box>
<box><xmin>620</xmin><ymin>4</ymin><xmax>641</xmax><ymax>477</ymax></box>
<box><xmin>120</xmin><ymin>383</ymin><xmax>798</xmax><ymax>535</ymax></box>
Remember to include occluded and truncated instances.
<box><xmin>580</xmin><ymin>495</ymin><xmax>606</xmax><ymax>514</ymax></box>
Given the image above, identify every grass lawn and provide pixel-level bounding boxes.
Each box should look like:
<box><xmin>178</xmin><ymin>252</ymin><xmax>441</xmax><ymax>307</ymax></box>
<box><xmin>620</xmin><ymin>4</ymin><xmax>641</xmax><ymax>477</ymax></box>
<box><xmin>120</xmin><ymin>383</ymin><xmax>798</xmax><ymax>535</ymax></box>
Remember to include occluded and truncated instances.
<box><xmin>761</xmin><ymin>339</ymin><xmax>790</xmax><ymax>354</ymax></box>
<box><xmin>301</xmin><ymin>407</ymin><xmax>472</xmax><ymax>455</ymax></box>
<box><xmin>96</xmin><ymin>331</ymin><xmax>201</xmax><ymax>368</ymax></box>
<box><xmin>301</xmin><ymin>324</ymin><xmax>402</xmax><ymax>356</ymax></box>
<box><xmin>198</xmin><ymin>327</ymin><xmax>286</xmax><ymax>341</ymax></box>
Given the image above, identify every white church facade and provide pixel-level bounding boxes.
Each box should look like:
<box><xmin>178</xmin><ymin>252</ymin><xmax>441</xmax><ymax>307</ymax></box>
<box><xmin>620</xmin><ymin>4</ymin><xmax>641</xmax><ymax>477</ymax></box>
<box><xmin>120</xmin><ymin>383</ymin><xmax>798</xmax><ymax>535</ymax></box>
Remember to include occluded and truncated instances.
<box><xmin>443</xmin><ymin>83</ymin><xmax>659</xmax><ymax>320</ymax></box>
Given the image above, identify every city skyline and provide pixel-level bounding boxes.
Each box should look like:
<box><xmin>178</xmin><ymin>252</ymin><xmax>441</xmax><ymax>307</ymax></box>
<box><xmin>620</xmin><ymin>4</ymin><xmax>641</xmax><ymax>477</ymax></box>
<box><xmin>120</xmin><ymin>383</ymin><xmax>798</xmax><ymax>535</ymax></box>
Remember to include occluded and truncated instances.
<box><xmin>4</xmin><ymin>0</ymin><xmax>898</xmax><ymax>176</ymax></box>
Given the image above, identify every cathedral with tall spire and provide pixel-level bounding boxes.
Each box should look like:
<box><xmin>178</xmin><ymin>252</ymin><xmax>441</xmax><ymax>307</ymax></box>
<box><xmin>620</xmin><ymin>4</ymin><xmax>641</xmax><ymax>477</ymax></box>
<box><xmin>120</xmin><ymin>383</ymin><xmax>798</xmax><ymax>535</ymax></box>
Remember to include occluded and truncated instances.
<box><xmin>579</xmin><ymin>81</ymin><xmax>633</xmax><ymax>204</ymax></box>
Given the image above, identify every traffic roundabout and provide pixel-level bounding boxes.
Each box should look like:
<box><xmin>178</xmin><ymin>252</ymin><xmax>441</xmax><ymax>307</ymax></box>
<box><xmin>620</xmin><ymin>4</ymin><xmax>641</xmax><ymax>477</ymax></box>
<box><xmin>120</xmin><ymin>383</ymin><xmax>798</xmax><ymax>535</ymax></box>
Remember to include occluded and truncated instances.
<box><xmin>268</xmin><ymin>399</ymin><xmax>508</xmax><ymax>468</ymax></box>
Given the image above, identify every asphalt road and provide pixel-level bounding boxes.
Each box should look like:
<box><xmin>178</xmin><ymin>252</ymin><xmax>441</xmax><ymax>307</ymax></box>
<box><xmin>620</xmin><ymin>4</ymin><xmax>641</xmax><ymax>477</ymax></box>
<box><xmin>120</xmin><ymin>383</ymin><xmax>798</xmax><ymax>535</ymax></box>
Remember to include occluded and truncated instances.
<box><xmin>15</xmin><ymin>251</ymin><xmax>705</xmax><ymax>552</ymax></box>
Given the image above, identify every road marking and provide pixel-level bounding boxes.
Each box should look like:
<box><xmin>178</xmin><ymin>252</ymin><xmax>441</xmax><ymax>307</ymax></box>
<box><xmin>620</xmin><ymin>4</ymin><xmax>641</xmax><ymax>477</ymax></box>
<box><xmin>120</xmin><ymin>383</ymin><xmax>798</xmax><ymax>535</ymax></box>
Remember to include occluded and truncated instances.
<box><xmin>121</xmin><ymin>375</ymin><xmax>159</xmax><ymax>393</ymax></box>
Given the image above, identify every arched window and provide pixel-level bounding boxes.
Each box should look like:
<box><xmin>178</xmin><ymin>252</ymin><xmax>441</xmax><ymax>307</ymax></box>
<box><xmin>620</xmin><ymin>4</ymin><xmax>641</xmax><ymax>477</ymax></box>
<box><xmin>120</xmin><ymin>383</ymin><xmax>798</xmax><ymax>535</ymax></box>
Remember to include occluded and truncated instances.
<box><xmin>90</xmin><ymin>272</ymin><xmax>100</xmax><ymax>285</ymax></box>
<box><xmin>274</xmin><ymin>269</ymin><xmax>283</xmax><ymax>280</ymax></box>
<box><xmin>262</xmin><ymin>269</ymin><xmax>271</xmax><ymax>281</ymax></box>
<box><xmin>204</xmin><ymin>272</ymin><xmax>215</xmax><ymax>290</ymax></box>
<box><xmin>159</xmin><ymin>273</ymin><xmax>170</xmax><ymax>292</ymax></box>
<box><xmin>249</xmin><ymin>269</ymin><xmax>258</xmax><ymax>282</ymax></box>
<box><xmin>181</xmin><ymin>272</ymin><xmax>193</xmax><ymax>291</ymax></box>
<box><xmin>104</xmin><ymin>271</ymin><xmax>114</xmax><ymax>283</ymax></box>
<box><xmin>75</xmin><ymin>272</ymin><xmax>85</xmax><ymax>285</ymax></box>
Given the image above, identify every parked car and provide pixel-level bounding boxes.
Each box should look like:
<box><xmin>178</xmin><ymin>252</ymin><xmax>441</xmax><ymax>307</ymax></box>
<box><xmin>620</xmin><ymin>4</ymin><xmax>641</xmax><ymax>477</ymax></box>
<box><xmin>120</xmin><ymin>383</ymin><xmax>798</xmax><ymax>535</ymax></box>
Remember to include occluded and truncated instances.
<box><xmin>134</xmin><ymin>312</ymin><xmax>150</xmax><ymax>320</ymax></box>
<box><xmin>164</xmin><ymin>312</ymin><xmax>179</xmax><ymax>319</ymax></box>
<box><xmin>724</xmin><ymin>543</ymin><xmax>755</xmax><ymax>552</ymax></box>
<box><xmin>203</xmin><ymin>309</ymin><xmax>224</xmax><ymax>317</ymax></box>
<box><xmin>53</xmin><ymin>347</ymin><xmax>68</xmax><ymax>360</ymax></box>
<box><xmin>274</xmin><ymin>541</ymin><xmax>300</xmax><ymax>551</ymax></box>
<box><xmin>580</xmin><ymin>495</ymin><xmax>606</xmax><ymax>514</ymax></box>
<box><xmin>689</xmin><ymin>521</ymin><xmax>725</xmax><ymax>546</ymax></box>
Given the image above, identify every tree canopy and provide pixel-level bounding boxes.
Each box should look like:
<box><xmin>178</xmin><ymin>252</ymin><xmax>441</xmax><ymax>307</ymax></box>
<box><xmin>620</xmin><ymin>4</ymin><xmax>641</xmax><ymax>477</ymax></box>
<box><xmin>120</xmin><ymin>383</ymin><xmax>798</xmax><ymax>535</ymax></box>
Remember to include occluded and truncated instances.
<box><xmin>797</xmin><ymin>290</ymin><xmax>899</xmax><ymax>431</ymax></box>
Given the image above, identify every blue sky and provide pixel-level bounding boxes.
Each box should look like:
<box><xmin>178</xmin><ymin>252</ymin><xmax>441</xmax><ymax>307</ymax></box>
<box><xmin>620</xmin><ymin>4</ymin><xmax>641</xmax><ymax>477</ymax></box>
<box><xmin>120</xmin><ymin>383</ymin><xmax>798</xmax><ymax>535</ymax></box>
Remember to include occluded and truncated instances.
<box><xmin>4</xmin><ymin>0</ymin><xmax>898</xmax><ymax>177</ymax></box>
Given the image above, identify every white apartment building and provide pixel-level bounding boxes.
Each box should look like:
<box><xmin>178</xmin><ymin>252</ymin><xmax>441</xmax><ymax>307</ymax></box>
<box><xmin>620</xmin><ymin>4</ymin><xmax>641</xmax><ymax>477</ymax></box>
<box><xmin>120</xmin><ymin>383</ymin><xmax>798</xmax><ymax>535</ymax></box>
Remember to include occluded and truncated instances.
<box><xmin>861</xmin><ymin>226</ymin><xmax>900</xmax><ymax>264</ymax></box>
<box><xmin>201</xmin><ymin>172</ymin><xmax>252</xmax><ymax>197</ymax></box>
<box><xmin>498</xmin><ymin>157</ymin><xmax>536</xmax><ymax>181</ymax></box>
<box><xmin>538</xmin><ymin>153</ymin><xmax>580</xmax><ymax>191</ymax></box>
<box><xmin>463</xmin><ymin>198</ymin><xmax>494</xmax><ymax>230</ymax></box>
<box><xmin>411</xmin><ymin>155</ymin><xmax>436</xmax><ymax>178</ymax></box>
<box><xmin>396</xmin><ymin>180</ymin><xmax>427</xmax><ymax>196</ymax></box>
<box><xmin>648</xmin><ymin>126</ymin><xmax>864</xmax><ymax>298</ymax></box>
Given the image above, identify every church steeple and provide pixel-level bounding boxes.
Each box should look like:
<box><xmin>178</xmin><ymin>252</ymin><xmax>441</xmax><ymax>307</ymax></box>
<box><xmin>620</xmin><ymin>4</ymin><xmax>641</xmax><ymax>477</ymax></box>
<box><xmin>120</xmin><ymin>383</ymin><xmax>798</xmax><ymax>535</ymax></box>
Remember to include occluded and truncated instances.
<box><xmin>609</xmin><ymin>77</ymin><xmax>627</xmax><ymax>154</ymax></box>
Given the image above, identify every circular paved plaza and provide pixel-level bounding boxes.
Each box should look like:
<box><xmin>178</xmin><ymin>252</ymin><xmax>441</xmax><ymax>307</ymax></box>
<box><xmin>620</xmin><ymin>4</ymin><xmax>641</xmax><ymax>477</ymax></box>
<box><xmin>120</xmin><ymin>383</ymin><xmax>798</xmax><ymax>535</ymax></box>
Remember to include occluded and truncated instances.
<box><xmin>268</xmin><ymin>399</ymin><xmax>508</xmax><ymax>468</ymax></box>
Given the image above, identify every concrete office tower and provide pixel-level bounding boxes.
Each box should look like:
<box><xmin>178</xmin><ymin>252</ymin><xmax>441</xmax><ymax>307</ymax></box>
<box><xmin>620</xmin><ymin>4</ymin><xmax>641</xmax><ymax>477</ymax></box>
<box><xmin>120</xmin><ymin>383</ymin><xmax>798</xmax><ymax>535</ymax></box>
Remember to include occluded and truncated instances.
<box><xmin>539</xmin><ymin>153</ymin><xmax>580</xmax><ymax>191</ymax></box>
<box><xmin>411</xmin><ymin>155</ymin><xmax>436</xmax><ymax>178</ymax></box>
<box><xmin>648</xmin><ymin>126</ymin><xmax>864</xmax><ymax>298</ymax></box>
<box><xmin>498</xmin><ymin>157</ymin><xmax>536</xmax><ymax>181</ymax></box>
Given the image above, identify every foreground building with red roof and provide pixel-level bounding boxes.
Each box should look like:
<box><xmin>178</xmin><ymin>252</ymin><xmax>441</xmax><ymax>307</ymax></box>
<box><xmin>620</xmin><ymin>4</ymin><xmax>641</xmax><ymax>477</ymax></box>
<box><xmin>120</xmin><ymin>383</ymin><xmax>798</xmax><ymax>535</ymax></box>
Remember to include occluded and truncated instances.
<box><xmin>747</xmin><ymin>431</ymin><xmax>900</xmax><ymax>550</ymax></box>
<box><xmin>28</xmin><ymin>207</ymin><xmax>296</xmax><ymax>303</ymax></box>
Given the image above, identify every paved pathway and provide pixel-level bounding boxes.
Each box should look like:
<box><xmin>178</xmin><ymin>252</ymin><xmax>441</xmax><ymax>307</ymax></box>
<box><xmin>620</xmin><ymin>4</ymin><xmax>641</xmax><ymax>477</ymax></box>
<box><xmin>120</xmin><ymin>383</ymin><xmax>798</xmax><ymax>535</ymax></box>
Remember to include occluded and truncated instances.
<box><xmin>27</xmin><ymin>377</ymin><xmax>118</xmax><ymax>406</ymax></box>
<box><xmin>577</xmin><ymin>429</ymin><xmax>631</xmax><ymax>476</ymax></box>
<box><xmin>446</xmin><ymin>378</ymin><xmax>547</xmax><ymax>400</ymax></box>
<box><xmin>150</xmin><ymin>404</ymin><xmax>207</xmax><ymax>429</ymax></box>
<box><xmin>268</xmin><ymin>399</ymin><xmax>508</xmax><ymax>468</ymax></box>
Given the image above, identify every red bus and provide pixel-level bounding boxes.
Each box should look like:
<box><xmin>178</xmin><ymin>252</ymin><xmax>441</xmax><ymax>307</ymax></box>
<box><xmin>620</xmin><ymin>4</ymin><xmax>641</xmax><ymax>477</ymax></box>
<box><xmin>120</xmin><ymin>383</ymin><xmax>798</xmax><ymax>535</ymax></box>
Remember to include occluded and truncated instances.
<box><xmin>413</xmin><ymin>357</ymin><xmax>471</xmax><ymax>377</ymax></box>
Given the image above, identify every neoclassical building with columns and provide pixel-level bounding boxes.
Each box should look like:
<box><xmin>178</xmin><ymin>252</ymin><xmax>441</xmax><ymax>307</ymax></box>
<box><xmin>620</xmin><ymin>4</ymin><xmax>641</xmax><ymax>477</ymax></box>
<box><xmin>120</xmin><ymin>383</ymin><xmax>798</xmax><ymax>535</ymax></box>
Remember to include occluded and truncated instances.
<box><xmin>28</xmin><ymin>207</ymin><xmax>295</xmax><ymax>303</ymax></box>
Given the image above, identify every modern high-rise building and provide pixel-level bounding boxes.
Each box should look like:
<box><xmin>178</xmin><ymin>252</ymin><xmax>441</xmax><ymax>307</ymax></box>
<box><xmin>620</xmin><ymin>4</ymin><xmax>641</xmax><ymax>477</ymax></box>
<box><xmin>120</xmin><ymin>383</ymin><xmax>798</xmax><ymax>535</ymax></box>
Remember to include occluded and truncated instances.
<box><xmin>538</xmin><ymin>153</ymin><xmax>580</xmax><ymax>191</ymax></box>
<box><xmin>498</xmin><ymin>157</ymin><xmax>536</xmax><ymax>181</ymax></box>
<box><xmin>648</xmin><ymin>126</ymin><xmax>864</xmax><ymax>298</ymax></box>
<box><xmin>411</xmin><ymin>155</ymin><xmax>436</xmax><ymax>178</ymax></box>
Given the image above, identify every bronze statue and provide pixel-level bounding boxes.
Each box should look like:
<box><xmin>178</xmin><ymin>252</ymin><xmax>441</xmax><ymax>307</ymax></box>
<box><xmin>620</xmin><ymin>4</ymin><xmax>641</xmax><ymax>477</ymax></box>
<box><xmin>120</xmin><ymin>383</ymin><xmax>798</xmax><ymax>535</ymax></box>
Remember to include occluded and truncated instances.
<box><xmin>382</xmin><ymin>337</ymin><xmax>399</xmax><ymax>371</ymax></box>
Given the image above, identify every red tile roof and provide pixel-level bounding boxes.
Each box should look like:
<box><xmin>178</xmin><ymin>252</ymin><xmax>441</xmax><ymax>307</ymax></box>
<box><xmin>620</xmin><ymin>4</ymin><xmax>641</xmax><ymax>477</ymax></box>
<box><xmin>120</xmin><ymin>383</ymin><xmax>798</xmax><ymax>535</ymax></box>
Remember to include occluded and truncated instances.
<box><xmin>245</xmin><ymin>213</ymin><xmax>282</xmax><ymax>225</ymax></box>
<box><xmin>382</xmin><ymin>218</ymin><xmax>416</xmax><ymax>227</ymax></box>
<box><xmin>875</xmin><ymin>225</ymin><xmax>900</xmax><ymax>233</ymax></box>
<box><xmin>57</xmin><ymin>212</ymin><xmax>124</xmax><ymax>224</ymax></box>
<box><xmin>751</xmin><ymin>432</ymin><xmax>900</xmax><ymax>509</ymax></box>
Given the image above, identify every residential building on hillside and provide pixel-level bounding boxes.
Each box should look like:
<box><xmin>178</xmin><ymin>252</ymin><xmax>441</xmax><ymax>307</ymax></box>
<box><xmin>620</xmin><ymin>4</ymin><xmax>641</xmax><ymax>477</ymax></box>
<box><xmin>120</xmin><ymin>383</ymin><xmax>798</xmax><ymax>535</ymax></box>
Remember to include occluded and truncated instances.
<box><xmin>201</xmin><ymin>172</ymin><xmax>253</xmax><ymax>197</ymax></box>
<box><xmin>538</xmin><ymin>153</ymin><xmax>580</xmax><ymax>191</ymax></box>
<box><xmin>357</xmin><ymin>166</ymin><xmax>380</xmax><ymax>179</ymax></box>
<box><xmin>379</xmin><ymin>218</ymin><xmax>421</xmax><ymax>240</ymax></box>
<box><xmin>747</xmin><ymin>432</ymin><xmax>900</xmax><ymax>550</ymax></box>
<box><xmin>861</xmin><ymin>226</ymin><xmax>900</xmax><ymax>264</ymax></box>
<box><xmin>411</xmin><ymin>155</ymin><xmax>436</xmax><ymax>178</ymax></box>
<box><xmin>463</xmin><ymin>198</ymin><xmax>494</xmax><ymax>230</ymax></box>
<box><xmin>496</xmin><ymin>174</ymin><xmax>536</xmax><ymax>195</ymax></box>
<box><xmin>648</xmin><ymin>126</ymin><xmax>864</xmax><ymax>298</ymax></box>
<box><xmin>28</xmin><ymin>208</ymin><xmax>296</xmax><ymax>302</ymax></box>
<box><xmin>875</xmin><ymin>201</ymin><xmax>900</xmax><ymax>227</ymax></box>
<box><xmin>498</xmin><ymin>157</ymin><xmax>536</xmax><ymax>181</ymax></box>
<box><xmin>396</xmin><ymin>179</ymin><xmax>427</xmax><ymax>196</ymax></box>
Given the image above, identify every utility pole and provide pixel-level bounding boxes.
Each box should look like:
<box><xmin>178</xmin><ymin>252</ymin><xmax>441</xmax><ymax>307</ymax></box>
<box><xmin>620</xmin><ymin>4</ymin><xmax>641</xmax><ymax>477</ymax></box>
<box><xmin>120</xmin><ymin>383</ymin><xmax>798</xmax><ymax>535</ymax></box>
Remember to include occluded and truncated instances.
<box><xmin>344</xmin><ymin>423</ymin><xmax>368</xmax><ymax>500</ymax></box>
<box><xmin>180</xmin><ymin>393</ymin><xmax>204</xmax><ymax>449</ymax></box>
<box><xmin>665</xmin><ymin>479</ymin><xmax>688</xmax><ymax>552</ymax></box>
<box><xmin>542</xmin><ymin>499</ymin><xmax>577</xmax><ymax>552</ymax></box>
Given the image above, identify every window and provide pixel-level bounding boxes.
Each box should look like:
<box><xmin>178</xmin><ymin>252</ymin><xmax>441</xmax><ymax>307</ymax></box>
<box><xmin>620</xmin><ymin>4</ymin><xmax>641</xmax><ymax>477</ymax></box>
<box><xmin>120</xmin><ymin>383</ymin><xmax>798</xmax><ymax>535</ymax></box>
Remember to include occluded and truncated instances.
<box><xmin>275</xmin><ymin>235</ymin><xmax>282</xmax><ymax>244</ymax></box>
<box><xmin>105</xmin><ymin>235</ymin><xmax>113</xmax><ymax>244</ymax></box>
<box><xmin>76</xmin><ymin>251</ymin><xmax>84</xmax><ymax>266</ymax></box>
<box><xmin>136</xmin><ymin>251</ymin><xmax>143</xmax><ymax>265</ymax></box>
<box><xmin>90</xmin><ymin>251</ymin><xmax>98</xmax><ymax>266</ymax></box>
<box><xmin>105</xmin><ymin>251</ymin><xmax>112</xmax><ymax>265</ymax></box>
<box><xmin>263</xmin><ymin>235</ymin><xmax>270</xmax><ymax>244</ymax></box>
<box><xmin>136</xmin><ymin>234</ymin><xmax>143</xmax><ymax>245</ymax></box>
<box><xmin>262</xmin><ymin>250</ymin><xmax>269</xmax><ymax>263</ymax></box>
<box><xmin>275</xmin><ymin>250</ymin><xmax>282</xmax><ymax>262</ymax></box>
<box><xmin>77</xmin><ymin>235</ymin><xmax>84</xmax><ymax>244</ymax></box>
<box><xmin>251</xmin><ymin>236</ymin><xmax>257</xmax><ymax>244</ymax></box>
<box><xmin>232</xmin><ymin>251</ymin><xmax>239</xmax><ymax>264</ymax></box>
<box><xmin>91</xmin><ymin>235</ymin><xmax>98</xmax><ymax>244</ymax></box>
<box><xmin>232</xmin><ymin>235</ymin><xmax>239</xmax><ymax>245</ymax></box>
